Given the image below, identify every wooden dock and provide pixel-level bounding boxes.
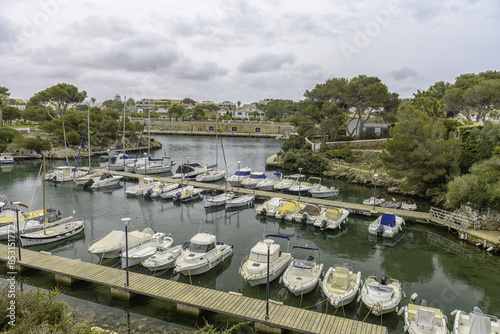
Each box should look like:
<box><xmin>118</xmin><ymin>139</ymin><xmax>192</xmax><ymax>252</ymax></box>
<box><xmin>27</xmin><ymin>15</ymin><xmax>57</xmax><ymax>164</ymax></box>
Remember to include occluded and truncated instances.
<box><xmin>0</xmin><ymin>244</ymin><xmax>387</xmax><ymax>334</ymax></box>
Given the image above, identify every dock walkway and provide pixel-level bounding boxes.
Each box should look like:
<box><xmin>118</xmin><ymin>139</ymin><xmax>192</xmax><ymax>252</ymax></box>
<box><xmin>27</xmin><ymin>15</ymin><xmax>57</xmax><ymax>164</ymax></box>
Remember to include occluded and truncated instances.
<box><xmin>0</xmin><ymin>244</ymin><xmax>386</xmax><ymax>334</ymax></box>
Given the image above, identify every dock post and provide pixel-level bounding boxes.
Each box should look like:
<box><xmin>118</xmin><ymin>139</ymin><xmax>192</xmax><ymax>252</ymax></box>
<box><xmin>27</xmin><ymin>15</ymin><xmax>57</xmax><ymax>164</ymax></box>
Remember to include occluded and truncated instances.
<box><xmin>255</xmin><ymin>322</ymin><xmax>282</xmax><ymax>333</ymax></box>
<box><xmin>55</xmin><ymin>273</ymin><xmax>80</xmax><ymax>286</ymax></box>
<box><xmin>13</xmin><ymin>263</ymin><xmax>28</xmax><ymax>273</ymax></box>
<box><xmin>110</xmin><ymin>287</ymin><xmax>135</xmax><ymax>301</ymax></box>
<box><xmin>176</xmin><ymin>303</ymin><xmax>200</xmax><ymax>317</ymax></box>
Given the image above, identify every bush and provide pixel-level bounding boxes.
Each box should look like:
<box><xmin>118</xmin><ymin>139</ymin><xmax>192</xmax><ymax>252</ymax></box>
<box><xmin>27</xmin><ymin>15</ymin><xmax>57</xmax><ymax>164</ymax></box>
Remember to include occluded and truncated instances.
<box><xmin>24</xmin><ymin>136</ymin><xmax>52</xmax><ymax>154</ymax></box>
<box><xmin>281</xmin><ymin>149</ymin><xmax>329</xmax><ymax>174</ymax></box>
<box><xmin>325</xmin><ymin>148</ymin><xmax>354</xmax><ymax>163</ymax></box>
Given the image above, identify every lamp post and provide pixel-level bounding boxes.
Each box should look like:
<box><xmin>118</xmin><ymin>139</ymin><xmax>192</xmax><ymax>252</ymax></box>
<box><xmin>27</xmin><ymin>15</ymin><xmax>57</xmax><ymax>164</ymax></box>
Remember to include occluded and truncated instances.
<box><xmin>372</xmin><ymin>173</ymin><xmax>379</xmax><ymax>210</ymax></box>
<box><xmin>121</xmin><ymin>217</ymin><xmax>131</xmax><ymax>286</ymax></box>
<box><xmin>107</xmin><ymin>149</ymin><xmax>110</xmax><ymax>171</ymax></box>
<box><xmin>13</xmin><ymin>202</ymin><xmax>21</xmax><ymax>261</ymax></box>
<box><xmin>237</xmin><ymin>161</ymin><xmax>241</xmax><ymax>190</ymax></box>
<box><xmin>263</xmin><ymin>238</ymin><xmax>274</xmax><ymax>320</ymax></box>
<box><xmin>298</xmin><ymin>168</ymin><xmax>303</xmax><ymax>201</ymax></box>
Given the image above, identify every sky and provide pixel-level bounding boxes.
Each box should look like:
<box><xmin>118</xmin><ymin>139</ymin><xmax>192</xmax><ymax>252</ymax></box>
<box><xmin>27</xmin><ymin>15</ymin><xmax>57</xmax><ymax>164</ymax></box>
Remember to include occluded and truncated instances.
<box><xmin>1</xmin><ymin>0</ymin><xmax>499</xmax><ymax>105</ymax></box>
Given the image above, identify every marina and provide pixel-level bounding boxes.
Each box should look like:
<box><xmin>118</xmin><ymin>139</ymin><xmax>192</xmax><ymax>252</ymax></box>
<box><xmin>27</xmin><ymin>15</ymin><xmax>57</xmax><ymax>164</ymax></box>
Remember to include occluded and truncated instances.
<box><xmin>1</xmin><ymin>135</ymin><xmax>500</xmax><ymax>333</ymax></box>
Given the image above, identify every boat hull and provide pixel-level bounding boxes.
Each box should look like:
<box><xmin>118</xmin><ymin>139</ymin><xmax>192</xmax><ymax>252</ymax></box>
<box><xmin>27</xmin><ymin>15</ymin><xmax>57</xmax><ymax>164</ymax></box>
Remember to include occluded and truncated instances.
<box><xmin>175</xmin><ymin>245</ymin><xmax>233</xmax><ymax>276</ymax></box>
<box><xmin>19</xmin><ymin>221</ymin><xmax>84</xmax><ymax>247</ymax></box>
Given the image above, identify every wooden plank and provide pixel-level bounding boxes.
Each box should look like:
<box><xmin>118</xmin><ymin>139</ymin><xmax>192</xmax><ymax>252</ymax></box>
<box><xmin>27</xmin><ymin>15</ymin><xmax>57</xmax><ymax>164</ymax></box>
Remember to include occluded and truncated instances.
<box><xmin>309</xmin><ymin>312</ymin><xmax>328</xmax><ymax>333</ymax></box>
<box><xmin>290</xmin><ymin>309</ymin><xmax>314</xmax><ymax>331</ymax></box>
<box><xmin>189</xmin><ymin>289</ymin><xmax>219</xmax><ymax>307</ymax></box>
<box><xmin>302</xmin><ymin>311</ymin><xmax>322</xmax><ymax>332</ymax></box>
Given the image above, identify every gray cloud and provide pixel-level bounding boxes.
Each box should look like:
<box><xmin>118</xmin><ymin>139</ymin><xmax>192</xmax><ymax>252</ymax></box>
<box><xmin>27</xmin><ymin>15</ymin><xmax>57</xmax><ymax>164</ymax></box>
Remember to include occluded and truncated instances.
<box><xmin>237</xmin><ymin>52</ymin><xmax>296</xmax><ymax>73</ymax></box>
<box><xmin>386</xmin><ymin>67</ymin><xmax>418</xmax><ymax>81</ymax></box>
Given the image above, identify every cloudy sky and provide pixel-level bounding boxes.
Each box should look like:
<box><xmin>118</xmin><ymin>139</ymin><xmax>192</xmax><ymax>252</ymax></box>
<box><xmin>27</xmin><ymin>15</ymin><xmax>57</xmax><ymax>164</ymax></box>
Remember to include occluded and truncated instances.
<box><xmin>1</xmin><ymin>0</ymin><xmax>499</xmax><ymax>105</ymax></box>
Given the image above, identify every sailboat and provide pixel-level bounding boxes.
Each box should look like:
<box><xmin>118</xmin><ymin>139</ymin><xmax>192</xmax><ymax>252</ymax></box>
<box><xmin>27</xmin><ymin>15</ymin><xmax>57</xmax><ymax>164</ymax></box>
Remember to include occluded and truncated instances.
<box><xmin>20</xmin><ymin>156</ymin><xmax>85</xmax><ymax>247</ymax></box>
<box><xmin>195</xmin><ymin>116</ymin><xmax>226</xmax><ymax>182</ymax></box>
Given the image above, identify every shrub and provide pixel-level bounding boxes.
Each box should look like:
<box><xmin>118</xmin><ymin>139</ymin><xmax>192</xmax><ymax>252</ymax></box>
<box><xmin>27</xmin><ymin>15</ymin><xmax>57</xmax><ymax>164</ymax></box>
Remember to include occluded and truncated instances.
<box><xmin>325</xmin><ymin>148</ymin><xmax>354</xmax><ymax>163</ymax></box>
<box><xmin>24</xmin><ymin>137</ymin><xmax>52</xmax><ymax>154</ymax></box>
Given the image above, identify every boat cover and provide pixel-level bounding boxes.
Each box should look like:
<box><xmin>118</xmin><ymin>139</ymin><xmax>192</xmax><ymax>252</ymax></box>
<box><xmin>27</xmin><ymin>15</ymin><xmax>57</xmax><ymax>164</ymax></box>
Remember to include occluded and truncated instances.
<box><xmin>325</xmin><ymin>208</ymin><xmax>343</xmax><ymax>221</ymax></box>
<box><xmin>299</xmin><ymin>205</ymin><xmax>321</xmax><ymax>216</ymax></box>
<box><xmin>469</xmin><ymin>313</ymin><xmax>491</xmax><ymax>334</ymax></box>
<box><xmin>380</xmin><ymin>214</ymin><xmax>396</xmax><ymax>228</ymax></box>
<box><xmin>416</xmin><ymin>308</ymin><xmax>435</xmax><ymax>330</ymax></box>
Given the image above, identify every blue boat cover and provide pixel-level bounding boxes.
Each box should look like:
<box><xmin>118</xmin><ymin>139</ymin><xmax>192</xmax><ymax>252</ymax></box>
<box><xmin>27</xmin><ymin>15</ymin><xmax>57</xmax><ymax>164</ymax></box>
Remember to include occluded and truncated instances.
<box><xmin>380</xmin><ymin>214</ymin><xmax>396</xmax><ymax>228</ymax></box>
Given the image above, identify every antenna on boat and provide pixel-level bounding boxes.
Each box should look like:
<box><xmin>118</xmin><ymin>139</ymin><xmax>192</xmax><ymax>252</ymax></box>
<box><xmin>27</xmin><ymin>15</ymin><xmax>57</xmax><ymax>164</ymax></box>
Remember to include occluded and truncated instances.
<box><xmin>198</xmin><ymin>218</ymin><xmax>203</xmax><ymax>234</ymax></box>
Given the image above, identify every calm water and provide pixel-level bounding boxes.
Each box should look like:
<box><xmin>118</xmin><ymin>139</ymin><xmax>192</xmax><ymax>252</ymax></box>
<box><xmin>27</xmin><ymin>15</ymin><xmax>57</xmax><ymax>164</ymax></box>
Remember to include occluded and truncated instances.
<box><xmin>1</xmin><ymin>135</ymin><xmax>499</xmax><ymax>333</ymax></box>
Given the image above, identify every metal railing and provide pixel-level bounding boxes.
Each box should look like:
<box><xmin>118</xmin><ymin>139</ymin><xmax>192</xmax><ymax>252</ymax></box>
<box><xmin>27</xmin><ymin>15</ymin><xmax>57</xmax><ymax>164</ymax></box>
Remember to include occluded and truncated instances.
<box><xmin>429</xmin><ymin>207</ymin><xmax>476</xmax><ymax>230</ymax></box>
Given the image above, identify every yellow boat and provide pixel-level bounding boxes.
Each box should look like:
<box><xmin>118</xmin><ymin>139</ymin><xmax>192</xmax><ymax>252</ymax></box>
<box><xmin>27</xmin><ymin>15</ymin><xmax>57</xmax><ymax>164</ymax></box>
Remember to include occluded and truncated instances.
<box><xmin>275</xmin><ymin>200</ymin><xmax>305</xmax><ymax>221</ymax></box>
<box><xmin>0</xmin><ymin>208</ymin><xmax>51</xmax><ymax>225</ymax></box>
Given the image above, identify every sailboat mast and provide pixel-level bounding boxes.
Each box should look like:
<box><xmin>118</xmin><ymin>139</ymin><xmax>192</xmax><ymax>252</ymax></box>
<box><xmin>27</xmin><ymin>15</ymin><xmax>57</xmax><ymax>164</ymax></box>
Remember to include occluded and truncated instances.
<box><xmin>122</xmin><ymin>96</ymin><xmax>126</xmax><ymax>150</ymax></box>
<box><xmin>88</xmin><ymin>113</ymin><xmax>91</xmax><ymax>170</ymax></box>
<box><xmin>215</xmin><ymin>116</ymin><xmax>218</xmax><ymax>171</ymax></box>
<box><xmin>43</xmin><ymin>155</ymin><xmax>46</xmax><ymax>234</ymax></box>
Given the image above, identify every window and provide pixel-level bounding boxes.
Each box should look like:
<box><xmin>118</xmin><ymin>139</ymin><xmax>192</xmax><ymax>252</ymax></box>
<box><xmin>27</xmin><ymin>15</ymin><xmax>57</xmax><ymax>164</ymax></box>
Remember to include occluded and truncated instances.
<box><xmin>255</xmin><ymin>128</ymin><xmax>261</xmax><ymax>133</ymax></box>
<box><xmin>232</xmin><ymin>127</ymin><xmax>237</xmax><ymax>132</ymax></box>
<box><xmin>209</xmin><ymin>126</ymin><xmax>214</xmax><ymax>131</ymax></box>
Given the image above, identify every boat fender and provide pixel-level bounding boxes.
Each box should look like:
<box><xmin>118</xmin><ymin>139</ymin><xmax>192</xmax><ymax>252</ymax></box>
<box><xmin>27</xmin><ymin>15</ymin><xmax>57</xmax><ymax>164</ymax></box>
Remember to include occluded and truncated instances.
<box><xmin>356</xmin><ymin>295</ymin><xmax>362</xmax><ymax>303</ymax></box>
<box><xmin>487</xmin><ymin>246</ymin><xmax>495</xmax><ymax>252</ymax></box>
<box><xmin>410</xmin><ymin>293</ymin><xmax>418</xmax><ymax>303</ymax></box>
<box><xmin>397</xmin><ymin>306</ymin><xmax>405</xmax><ymax>316</ymax></box>
<box><xmin>279</xmin><ymin>276</ymin><xmax>283</xmax><ymax>284</ymax></box>
<box><xmin>450</xmin><ymin>309</ymin><xmax>457</xmax><ymax>316</ymax></box>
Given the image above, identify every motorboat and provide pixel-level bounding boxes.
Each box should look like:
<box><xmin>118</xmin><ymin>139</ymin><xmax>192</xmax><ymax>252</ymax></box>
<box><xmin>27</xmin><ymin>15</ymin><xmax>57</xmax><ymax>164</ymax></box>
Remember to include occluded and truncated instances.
<box><xmin>273</xmin><ymin>174</ymin><xmax>304</xmax><ymax>193</ymax></box>
<box><xmin>0</xmin><ymin>203</ymin><xmax>51</xmax><ymax>225</ymax></box>
<box><xmin>204</xmin><ymin>192</ymin><xmax>234</xmax><ymax>208</ymax></box>
<box><xmin>368</xmin><ymin>213</ymin><xmax>405</xmax><ymax>238</ymax></box>
<box><xmin>161</xmin><ymin>186</ymin><xmax>190</xmax><ymax>200</ymax></box>
<box><xmin>256</xmin><ymin>172</ymin><xmax>283</xmax><ymax>191</ymax></box>
<box><xmin>255</xmin><ymin>197</ymin><xmax>285</xmax><ymax>217</ymax></box>
<box><xmin>195</xmin><ymin>168</ymin><xmax>226</xmax><ymax>182</ymax></box>
<box><xmin>125</xmin><ymin>177</ymin><xmax>158</xmax><ymax>196</ymax></box>
<box><xmin>174</xmin><ymin>232</ymin><xmax>233</xmax><ymax>276</ymax></box>
<box><xmin>274</xmin><ymin>200</ymin><xmax>305</xmax><ymax>221</ymax></box>
<box><xmin>363</xmin><ymin>195</ymin><xmax>386</xmax><ymax>206</ymax></box>
<box><xmin>239</xmin><ymin>234</ymin><xmax>292</xmax><ymax>286</ymax></box>
<box><xmin>226</xmin><ymin>167</ymin><xmax>252</xmax><ymax>187</ymax></box>
<box><xmin>282</xmin><ymin>246</ymin><xmax>323</xmax><ymax>296</ymax></box>
<box><xmin>399</xmin><ymin>293</ymin><xmax>449</xmax><ymax>334</ymax></box>
<box><xmin>19</xmin><ymin>218</ymin><xmax>85</xmax><ymax>247</ymax></box>
<box><xmin>143</xmin><ymin>241</ymin><xmax>190</xmax><ymax>272</ymax></box>
<box><xmin>292</xmin><ymin>203</ymin><xmax>325</xmax><ymax>224</ymax></box>
<box><xmin>225</xmin><ymin>194</ymin><xmax>255</xmax><ymax>210</ymax></box>
<box><xmin>380</xmin><ymin>199</ymin><xmax>402</xmax><ymax>209</ymax></box>
<box><xmin>173</xmin><ymin>185</ymin><xmax>204</xmax><ymax>202</ymax></box>
<box><xmin>145</xmin><ymin>182</ymin><xmax>179</xmax><ymax>198</ymax></box>
<box><xmin>288</xmin><ymin>177</ymin><xmax>322</xmax><ymax>196</ymax></box>
<box><xmin>322</xmin><ymin>264</ymin><xmax>362</xmax><ymax>308</ymax></box>
<box><xmin>313</xmin><ymin>207</ymin><xmax>349</xmax><ymax>230</ymax></box>
<box><xmin>0</xmin><ymin>152</ymin><xmax>14</xmax><ymax>164</ymax></box>
<box><xmin>0</xmin><ymin>211</ymin><xmax>65</xmax><ymax>240</ymax></box>
<box><xmin>401</xmin><ymin>200</ymin><xmax>418</xmax><ymax>211</ymax></box>
<box><xmin>241</xmin><ymin>172</ymin><xmax>267</xmax><ymax>189</ymax></box>
<box><xmin>74</xmin><ymin>171</ymin><xmax>103</xmax><ymax>186</ymax></box>
<box><xmin>171</xmin><ymin>162</ymin><xmax>209</xmax><ymax>180</ymax></box>
<box><xmin>360</xmin><ymin>274</ymin><xmax>403</xmax><ymax>316</ymax></box>
<box><xmin>310</xmin><ymin>185</ymin><xmax>339</xmax><ymax>198</ymax></box>
<box><xmin>84</xmin><ymin>173</ymin><xmax>123</xmax><ymax>189</ymax></box>
<box><xmin>120</xmin><ymin>232</ymin><xmax>174</xmax><ymax>268</ymax></box>
<box><xmin>134</xmin><ymin>156</ymin><xmax>174</xmax><ymax>175</ymax></box>
<box><xmin>99</xmin><ymin>150</ymin><xmax>137</xmax><ymax>171</ymax></box>
<box><xmin>88</xmin><ymin>227</ymin><xmax>155</xmax><ymax>259</ymax></box>
<box><xmin>45</xmin><ymin>165</ymin><xmax>87</xmax><ymax>183</ymax></box>
<box><xmin>451</xmin><ymin>306</ymin><xmax>499</xmax><ymax>334</ymax></box>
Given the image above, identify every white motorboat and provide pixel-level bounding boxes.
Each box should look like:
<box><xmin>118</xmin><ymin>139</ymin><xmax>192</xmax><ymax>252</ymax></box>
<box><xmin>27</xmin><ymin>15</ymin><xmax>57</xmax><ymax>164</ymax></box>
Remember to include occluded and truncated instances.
<box><xmin>380</xmin><ymin>199</ymin><xmax>402</xmax><ymax>209</ymax></box>
<box><xmin>161</xmin><ymin>186</ymin><xmax>190</xmax><ymax>199</ymax></box>
<box><xmin>313</xmin><ymin>207</ymin><xmax>350</xmax><ymax>230</ymax></box>
<box><xmin>241</xmin><ymin>172</ymin><xmax>267</xmax><ymax>189</ymax></box>
<box><xmin>292</xmin><ymin>203</ymin><xmax>325</xmax><ymax>224</ymax></box>
<box><xmin>171</xmin><ymin>162</ymin><xmax>209</xmax><ymax>180</ymax></box>
<box><xmin>273</xmin><ymin>174</ymin><xmax>304</xmax><ymax>193</ymax></box>
<box><xmin>204</xmin><ymin>192</ymin><xmax>234</xmax><ymax>208</ymax></box>
<box><xmin>274</xmin><ymin>200</ymin><xmax>305</xmax><ymax>221</ymax></box>
<box><xmin>239</xmin><ymin>234</ymin><xmax>292</xmax><ymax>286</ymax></box>
<box><xmin>88</xmin><ymin>228</ymin><xmax>155</xmax><ymax>259</ymax></box>
<box><xmin>360</xmin><ymin>274</ymin><xmax>403</xmax><ymax>316</ymax></box>
<box><xmin>144</xmin><ymin>182</ymin><xmax>179</xmax><ymax>198</ymax></box>
<box><xmin>225</xmin><ymin>194</ymin><xmax>255</xmax><ymax>210</ymax></box>
<box><xmin>451</xmin><ymin>306</ymin><xmax>499</xmax><ymax>334</ymax></box>
<box><xmin>125</xmin><ymin>177</ymin><xmax>158</xmax><ymax>196</ymax></box>
<box><xmin>99</xmin><ymin>151</ymin><xmax>137</xmax><ymax>171</ymax></box>
<box><xmin>0</xmin><ymin>152</ymin><xmax>14</xmax><ymax>164</ymax></box>
<box><xmin>120</xmin><ymin>232</ymin><xmax>174</xmax><ymax>268</ymax></box>
<box><xmin>143</xmin><ymin>241</ymin><xmax>190</xmax><ymax>272</ymax></box>
<box><xmin>363</xmin><ymin>195</ymin><xmax>386</xmax><ymax>206</ymax></box>
<box><xmin>288</xmin><ymin>177</ymin><xmax>322</xmax><ymax>196</ymax></box>
<box><xmin>195</xmin><ymin>169</ymin><xmax>226</xmax><ymax>182</ymax></box>
<box><xmin>0</xmin><ymin>213</ymin><xmax>67</xmax><ymax>240</ymax></box>
<box><xmin>310</xmin><ymin>185</ymin><xmax>339</xmax><ymax>198</ymax></box>
<box><xmin>255</xmin><ymin>197</ymin><xmax>285</xmax><ymax>216</ymax></box>
<box><xmin>174</xmin><ymin>232</ymin><xmax>233</xmax><ymax>276</ymax></box>
<box><xmin>19</xmin><ymin>218</ymin><xmax>85</xmax><ymax>247</ymax></box>
<box><xmin>226</xmin><ymin>167</ymin><xmax>252</xmax><ymax>187</ymax></box>
<box><xmin>282</xmin><ymin>246</ymin><xmax>323</xmax><ymax>296</ymax></box>
<box><xmin>400</xmin><ymin>294</ymin><xmax>449</xmax><ymax>334</ymax></box>
<box><xmin>84</xmin><ymin>173</ymin><xmax>123</xmax><ymax>189</ymax></box>
<box><xmin>401</xmin><ymin>200</ymin><xmax>418</xmax><ymax>211</ymax></box>
<box><xmin>74</xmin><ymin>171</ymin><xmax>103</xmax><ymax>186</ymax></box>
<box><xmin>45</xmin><ymin>165</ymin><xmax>87</xmax><ymax>183</ymax></box>
<box><xmin>135</xmin><ymin>156</ymin><xmax>173</xmax><ymax>175</ymax></box>
<box><xmin>256</xmin><ymin>172</ymin><xmax>283</xmax><ymax>191</ymax></box>
<box><xmin>322</xmin><ymin>264</ymin><xmax>362</xmax><ymax>308</ymax></box>
<box><xmin>173</xmin><ymin>185</ymin><xmax>204</xmax><ymax>202</ymax></box>
<box><xmin>368</xmin><ymin>213</ymin><xmax>405</xmax><ymax>238</ymax></box>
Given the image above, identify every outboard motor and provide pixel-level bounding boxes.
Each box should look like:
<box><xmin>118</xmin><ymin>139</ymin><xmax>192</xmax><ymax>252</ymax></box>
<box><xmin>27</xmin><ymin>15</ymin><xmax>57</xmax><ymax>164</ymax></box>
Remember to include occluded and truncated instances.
<box><xmin>173</xmin><ymin>192</ymin><xmax>181</xmax><ymax>202</ymax></box>
<box><xmin>144</xmin><ymin>188</ymin><xmax>153</xmax><ymax>198</ymax></box>
<box><xmin>320</xmin><ymin>219</ymin><xmax>328</xmax><ymax>230</ymax></box>
<box><xmin>83</xmin><ymin>179</ymin><xmax>94</xmax><ymax>189</ymax></box>
<box><xmin>376</xmin><ymin>224</ymin><xmax>384</xmax><ymax>237</ymax></box>
<box><xmin>381</xmin><ymin>275</ymin><xmax>389</xmax><ymax>285</ymax></box>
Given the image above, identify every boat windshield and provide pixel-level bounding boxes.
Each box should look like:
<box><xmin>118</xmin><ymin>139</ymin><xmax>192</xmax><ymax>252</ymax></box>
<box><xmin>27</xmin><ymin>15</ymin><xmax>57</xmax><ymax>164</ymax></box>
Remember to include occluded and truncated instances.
<box><xmin>189</xmin><ymin>242</ymin><xmax>215</xmax><ymax>253</ymax></box>
<box><xmin>249</xmin><ymin>252</ymin><xmax>267</xmax><ymax>263</ymax></box>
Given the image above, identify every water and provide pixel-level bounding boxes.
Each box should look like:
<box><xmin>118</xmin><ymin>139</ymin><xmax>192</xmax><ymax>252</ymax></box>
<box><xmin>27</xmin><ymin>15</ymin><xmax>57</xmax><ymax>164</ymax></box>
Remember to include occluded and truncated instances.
<box><xmin>1</xmin><ymin>135</ymin><xmax>499</xmax><ymax>333</ymax></box>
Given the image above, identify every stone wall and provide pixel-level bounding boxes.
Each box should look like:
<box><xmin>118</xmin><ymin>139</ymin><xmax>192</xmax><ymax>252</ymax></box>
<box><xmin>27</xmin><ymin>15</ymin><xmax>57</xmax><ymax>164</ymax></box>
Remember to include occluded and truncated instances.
<box><xmin>326</xmin><ymin>139</ymin><xmax>387</xmax><ymax>150</ymax></box>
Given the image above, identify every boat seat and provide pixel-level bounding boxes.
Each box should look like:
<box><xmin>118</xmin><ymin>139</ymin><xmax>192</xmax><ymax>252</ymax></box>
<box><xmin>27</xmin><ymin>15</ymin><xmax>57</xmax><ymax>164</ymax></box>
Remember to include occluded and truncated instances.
<box><xmin>469</xmin><ymin>313</ymin><xmax>491</xmax><ymax>334</ymax></box>
<box><xmin>416</xmin><ymin>308</ymin><xmax>435</xmax><ymax>332</ymax></box>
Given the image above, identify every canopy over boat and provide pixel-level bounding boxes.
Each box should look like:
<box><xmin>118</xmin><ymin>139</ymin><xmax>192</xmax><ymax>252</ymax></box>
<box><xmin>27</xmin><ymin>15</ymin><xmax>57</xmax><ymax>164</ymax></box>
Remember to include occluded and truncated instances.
<box><xmin>380</xmin><ymin>214</ymin><xmax>396</xmax><ymax>228</ymax></box>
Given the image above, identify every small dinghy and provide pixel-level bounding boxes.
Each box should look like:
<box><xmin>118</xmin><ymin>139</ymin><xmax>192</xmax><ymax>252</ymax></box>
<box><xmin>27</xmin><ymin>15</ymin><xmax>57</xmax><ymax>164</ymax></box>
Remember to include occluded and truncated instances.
<box><xmin>204</xmin><ymin>192</ymin><xmax>234</xmax><ymax>208</ymax></box>
<box><xmin>282</xmin><ymin>246</ymin><xmax>323</xmax><ymax>296</ymax></box>
<box><xmin>363</xmin><ymin>195</ymin><xmax>386</xmax><ymax>206</ymax></box>
<box><xmin>451</xmin><ymin>306</ymin><xmax>500</xmax><ymax>334</ymax></box>
<box><xmin>143</xmin><ymin>241</ymin><xmax>190</xmax><ymax>271</ymax></box>
<box><xmin>292</xmin><ymin>203</ymin><xmax>325</xmax><ymax>224</ymax></box>
<box><xmin>368</xmin><ymin>213</ymin><xmax>405</xmax><ymax>238</ymax></box>
<box><xmin>275</xmin><ymin>200</ymin><xmax>305</xmax><ymax>221</ymax></box>
<box><xmin>225</xmin><ymin>194</ymin><xmax>255</xmax><ymax>210</ymax></box>
<box><xmin>401</xmin><ymin>200</ymin><xmax>418</xmax><ymax>211</ymax></box>
<box><xmin>121</xmin><ymin>232</ymin><xmax>174</xmax><ymax>268</ymax></box>
<box><xmin>360</xmin><ymin>274</ymin><xmax>404</xmax><ymax>316</ymax></box>
<box><xmin>399</xmin><ymin>293</ymin><xmax>449</xmax><ymax>334</ymax></box>
<box><xmin>322</xmin><ymin>264</ymin><xmax>361</xmax><ymax>308</ymax></box>
<box><xmin>255</xmin><ymin>197</ymin><xmax>285</xmax><ymax>216</ymax></box>
<box><xmin>310</xmin><ymin>185</ymin><xmax>339</xmax><ymax>198</ymax></box>
<box><xmin>313</xmin><ymin>207</ymin><xmax>350</xmax><ymax>230</ymax></box>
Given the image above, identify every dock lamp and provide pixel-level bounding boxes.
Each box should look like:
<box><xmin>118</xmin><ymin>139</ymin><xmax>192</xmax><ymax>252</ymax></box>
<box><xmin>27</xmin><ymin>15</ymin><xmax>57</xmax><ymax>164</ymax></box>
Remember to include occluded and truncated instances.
<box><xmin>373</xmin><ymin>173</ymin><xmax>379</xmax><ymax>210</ymax></box>
<box><xmin>122</xmin><ymin>217</ymin><xmax>131</xmax><ymax>287</ymax></box>
<box><xmin>237</xmin><ymin>161</ymin><xmax>241</xmax><ymax>190</ymax></box>
<box><xmin>13</xmin><ymin>202</ymin><xmax>22</xmax><ymax>261</ymax></box>
<box><xmin>298</xmin><ymin>168</ymin><xmax>303</xmax><ymax>200</ymax></box>
<box><xmin>263</xmin><ymin>238</ymin><xmax>274</xmax><ymax>320</ymax></box>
